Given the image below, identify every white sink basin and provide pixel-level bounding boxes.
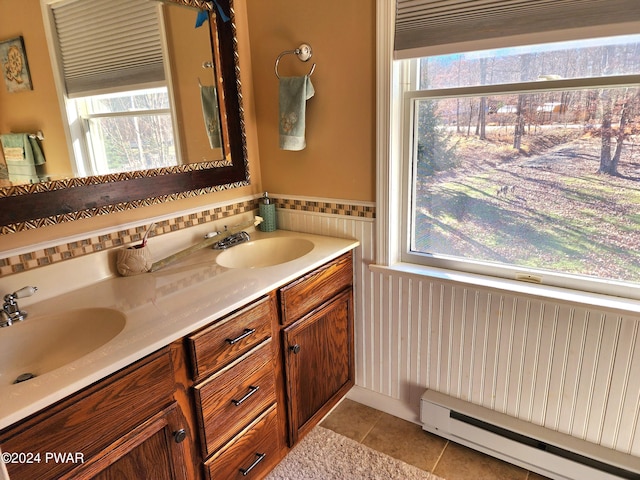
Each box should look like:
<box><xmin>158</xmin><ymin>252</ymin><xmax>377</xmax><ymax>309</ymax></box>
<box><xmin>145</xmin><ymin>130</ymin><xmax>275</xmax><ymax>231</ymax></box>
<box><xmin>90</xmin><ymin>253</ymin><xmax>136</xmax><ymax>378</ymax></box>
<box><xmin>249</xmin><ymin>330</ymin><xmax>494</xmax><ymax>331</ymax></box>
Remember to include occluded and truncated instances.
<box><xmin>0</xmin><ymin>308</ymin><xmax>126</xmax><ymax>386</ymax></box>
<box><xmin>216</xmin><ymin>237</ymin><xmax>314</xmax><ymax>269</ymax></box>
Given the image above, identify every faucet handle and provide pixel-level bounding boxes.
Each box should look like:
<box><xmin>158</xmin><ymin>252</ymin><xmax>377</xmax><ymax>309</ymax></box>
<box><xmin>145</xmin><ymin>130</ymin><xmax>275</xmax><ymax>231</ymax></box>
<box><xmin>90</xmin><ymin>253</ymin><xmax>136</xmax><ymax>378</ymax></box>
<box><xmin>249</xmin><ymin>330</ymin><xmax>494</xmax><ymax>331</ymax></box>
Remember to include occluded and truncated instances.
<box><xmin>12</xmin><ymin>286</ymin><xmax>38</xmax><ymax>299</ymax></box>
<box><xmin>2</xmin><ymin>286</ymin><xmax>37</xmax><ymax>327</ymax></box>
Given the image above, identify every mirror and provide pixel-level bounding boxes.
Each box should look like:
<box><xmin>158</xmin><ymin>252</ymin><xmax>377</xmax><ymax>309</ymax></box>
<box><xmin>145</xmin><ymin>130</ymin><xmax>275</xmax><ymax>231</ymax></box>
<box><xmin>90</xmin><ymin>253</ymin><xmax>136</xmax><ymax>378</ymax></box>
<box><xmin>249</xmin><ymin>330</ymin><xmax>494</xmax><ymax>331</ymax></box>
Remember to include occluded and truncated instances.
<box><xmin>0</xmin><ymin>0</ymin><xmax>249</xmax><ymax>234</ymax></box>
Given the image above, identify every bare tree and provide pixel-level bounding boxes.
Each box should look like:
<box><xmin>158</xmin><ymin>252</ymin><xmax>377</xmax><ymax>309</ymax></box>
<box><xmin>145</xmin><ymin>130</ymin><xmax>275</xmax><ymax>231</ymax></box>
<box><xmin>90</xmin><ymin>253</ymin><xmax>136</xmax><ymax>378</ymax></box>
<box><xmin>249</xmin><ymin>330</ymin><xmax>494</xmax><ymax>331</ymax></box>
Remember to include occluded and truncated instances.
<box><xmin>513</xmin><ymin>55</ymin><xmax>533</xmax><ymax>150</ymax></box>
<box><xmin>477</xmin><ymin>58</ymin><xmax>487</xmax><ymax>140</ymax></box>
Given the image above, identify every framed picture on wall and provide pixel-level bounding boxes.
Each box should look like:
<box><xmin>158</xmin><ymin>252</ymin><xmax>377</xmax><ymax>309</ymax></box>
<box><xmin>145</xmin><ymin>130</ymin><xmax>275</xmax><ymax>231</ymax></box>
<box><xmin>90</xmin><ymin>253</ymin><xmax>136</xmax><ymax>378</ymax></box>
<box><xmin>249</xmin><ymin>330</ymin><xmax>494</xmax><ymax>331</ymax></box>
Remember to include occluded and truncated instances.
<box><xmin>0</xmin><ymin>36</ymin><xmax>33</xmax><ymax>93</ymax></box>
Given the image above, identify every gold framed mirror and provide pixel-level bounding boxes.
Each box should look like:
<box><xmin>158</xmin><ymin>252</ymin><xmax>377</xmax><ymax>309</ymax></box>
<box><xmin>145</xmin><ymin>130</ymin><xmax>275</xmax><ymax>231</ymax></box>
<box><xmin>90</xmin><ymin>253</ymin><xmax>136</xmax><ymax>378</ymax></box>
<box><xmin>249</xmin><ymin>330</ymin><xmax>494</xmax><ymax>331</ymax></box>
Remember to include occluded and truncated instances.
<box><xmin>0</xmin><ymin>0</ymin><xmax>248</xmax><ymax>234</ymax></box>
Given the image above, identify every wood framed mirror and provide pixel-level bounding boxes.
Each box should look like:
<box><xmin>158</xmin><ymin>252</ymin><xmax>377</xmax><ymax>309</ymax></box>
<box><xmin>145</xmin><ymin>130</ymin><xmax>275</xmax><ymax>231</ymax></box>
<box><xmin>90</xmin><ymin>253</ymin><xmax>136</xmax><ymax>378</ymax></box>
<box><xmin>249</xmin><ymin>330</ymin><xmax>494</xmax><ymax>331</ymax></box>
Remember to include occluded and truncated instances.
<box><xmin>0</xmin><ymin>0</ymin><xmax>248</xmax><ymax>234</ymax></box>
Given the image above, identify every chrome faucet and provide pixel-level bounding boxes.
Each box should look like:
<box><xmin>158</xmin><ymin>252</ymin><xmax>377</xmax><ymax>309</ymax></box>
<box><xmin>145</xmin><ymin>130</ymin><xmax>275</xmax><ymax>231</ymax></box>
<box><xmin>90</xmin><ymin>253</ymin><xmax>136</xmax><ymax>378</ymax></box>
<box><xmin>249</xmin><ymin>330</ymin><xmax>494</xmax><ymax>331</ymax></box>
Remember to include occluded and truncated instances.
<box><xmin>211</xmin><ymin>231</ymin><xmax>251</xmax><ymax>250</ymax></box>
<box><xmin>1</xmin><ymin>286</ymin><xmax>38</xmax><ymax>327</ymax></box>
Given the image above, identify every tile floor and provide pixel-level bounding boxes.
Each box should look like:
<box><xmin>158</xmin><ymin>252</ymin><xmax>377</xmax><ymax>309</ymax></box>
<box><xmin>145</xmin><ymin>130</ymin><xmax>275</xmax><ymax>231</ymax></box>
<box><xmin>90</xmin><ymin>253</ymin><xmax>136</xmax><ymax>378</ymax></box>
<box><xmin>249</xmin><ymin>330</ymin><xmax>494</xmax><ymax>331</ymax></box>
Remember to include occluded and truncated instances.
<box><xmin>320</xmin><ymin>399</ymin><xmax>552</xmax><ymax>480</ymax></box>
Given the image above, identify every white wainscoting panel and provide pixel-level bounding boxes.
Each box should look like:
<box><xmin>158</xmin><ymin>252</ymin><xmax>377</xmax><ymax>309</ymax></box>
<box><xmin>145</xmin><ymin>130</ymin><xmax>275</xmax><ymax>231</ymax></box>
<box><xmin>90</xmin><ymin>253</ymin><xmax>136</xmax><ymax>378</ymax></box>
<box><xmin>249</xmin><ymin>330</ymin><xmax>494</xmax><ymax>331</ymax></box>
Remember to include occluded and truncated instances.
<box><xmin>278</xmin><ymin>205</ymin><xmax>640</xmax><ymax>457</ymax></box>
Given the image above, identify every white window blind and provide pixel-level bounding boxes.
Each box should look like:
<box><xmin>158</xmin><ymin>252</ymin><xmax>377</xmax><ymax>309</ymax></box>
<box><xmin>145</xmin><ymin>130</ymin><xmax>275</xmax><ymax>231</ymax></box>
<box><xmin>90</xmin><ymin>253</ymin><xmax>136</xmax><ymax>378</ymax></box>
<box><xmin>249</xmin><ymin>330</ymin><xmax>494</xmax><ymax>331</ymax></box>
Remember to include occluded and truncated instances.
<box><xmin>395</xmin><ymin>0</ymin><xmax>640</xmax><ymax>59</ymax></box>
<box><xmin>50</xmin><ymin>0</ymin><xmax>165</xmax><ymax>97</ymax></box>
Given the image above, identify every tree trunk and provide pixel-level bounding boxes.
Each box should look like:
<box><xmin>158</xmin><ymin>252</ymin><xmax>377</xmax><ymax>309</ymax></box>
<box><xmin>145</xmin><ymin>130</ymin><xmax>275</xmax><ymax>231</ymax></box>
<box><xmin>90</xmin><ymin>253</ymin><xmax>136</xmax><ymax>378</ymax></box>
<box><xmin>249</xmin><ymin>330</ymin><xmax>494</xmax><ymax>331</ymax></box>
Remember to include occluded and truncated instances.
<box><xmin>598</xmin><ymin>109</ymin><xmax>615</xmax><ymax>175</ymax></box>
<box><xmin>598</xmin><ymin>46</ymin><xmax>617</xmax><ymax>175</ymax></box>
<box><xmin>513</xmin><ymin>56</ymin><xmax>530</xmax><ymax>150</ymax></box>
<box><xmin>611</xmin><ymin>97</ymin><xmax>632</xmax><ymax>174</ymax></box>
<box><xmin>478</xmin><ymin>58</ymin><xmax>487</xmax><ymax>140</ymax></box>
<box><xmin>513</xmin><ymin>95</ymin><xmax>525</xmax><ymax>150</ymax></box>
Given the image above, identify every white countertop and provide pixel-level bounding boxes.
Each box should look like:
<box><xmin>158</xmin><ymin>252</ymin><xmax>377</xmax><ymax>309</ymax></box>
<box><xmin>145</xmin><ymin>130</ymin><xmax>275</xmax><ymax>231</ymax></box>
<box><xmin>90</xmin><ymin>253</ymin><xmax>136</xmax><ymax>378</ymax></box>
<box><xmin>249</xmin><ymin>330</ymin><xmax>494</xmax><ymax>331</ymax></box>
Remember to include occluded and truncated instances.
<box><xmin>0</xmin><ymin>230</ymin><xmax>359</xmax><ymax>430</ymax></box>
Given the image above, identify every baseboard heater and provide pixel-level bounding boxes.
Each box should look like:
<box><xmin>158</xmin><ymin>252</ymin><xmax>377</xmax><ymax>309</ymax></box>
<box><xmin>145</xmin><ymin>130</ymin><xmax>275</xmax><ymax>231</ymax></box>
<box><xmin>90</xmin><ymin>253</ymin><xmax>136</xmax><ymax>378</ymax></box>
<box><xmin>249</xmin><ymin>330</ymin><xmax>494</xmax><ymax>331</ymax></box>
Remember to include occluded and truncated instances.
<box><xmin>420</xmin><ymin>390</ymin><xmax>640</xmax><ymax>480</ymax></box>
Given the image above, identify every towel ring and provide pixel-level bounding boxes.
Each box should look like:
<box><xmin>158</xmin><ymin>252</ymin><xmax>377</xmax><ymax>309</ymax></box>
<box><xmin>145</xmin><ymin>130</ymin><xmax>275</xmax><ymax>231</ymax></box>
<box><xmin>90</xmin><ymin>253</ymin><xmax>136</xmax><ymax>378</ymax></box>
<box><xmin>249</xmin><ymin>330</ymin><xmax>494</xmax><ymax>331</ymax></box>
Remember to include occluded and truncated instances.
<box><xmin>275</xmin><ymin>43</ymin><xmax>316</xmax><ymax>79</ymax></box>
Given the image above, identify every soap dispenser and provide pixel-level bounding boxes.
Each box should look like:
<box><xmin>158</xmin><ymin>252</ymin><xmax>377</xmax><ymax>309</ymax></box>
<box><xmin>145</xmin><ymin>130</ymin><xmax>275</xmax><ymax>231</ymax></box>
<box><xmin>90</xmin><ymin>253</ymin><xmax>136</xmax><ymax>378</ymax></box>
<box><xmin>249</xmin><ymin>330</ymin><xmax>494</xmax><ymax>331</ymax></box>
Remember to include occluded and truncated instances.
<box><xmin>259</xmin><ymin>192</ymin><xmax>277</xmax><ymax>232</ymax></box>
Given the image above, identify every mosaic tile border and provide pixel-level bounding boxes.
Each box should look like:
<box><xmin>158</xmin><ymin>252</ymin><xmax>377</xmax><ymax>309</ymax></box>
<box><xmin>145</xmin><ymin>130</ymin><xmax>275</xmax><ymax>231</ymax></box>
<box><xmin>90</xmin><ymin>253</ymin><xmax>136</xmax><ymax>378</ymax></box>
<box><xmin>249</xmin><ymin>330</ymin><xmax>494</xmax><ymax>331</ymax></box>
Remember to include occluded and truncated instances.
<box><xmin>275</xmin><ymin>198</ymin><xmax>376</xmax><ymax>219</ymax></box>
<box><xmin>0</xmin><ymin>197</ymin><xmax>375</xmax><ymax>276</ymax></box>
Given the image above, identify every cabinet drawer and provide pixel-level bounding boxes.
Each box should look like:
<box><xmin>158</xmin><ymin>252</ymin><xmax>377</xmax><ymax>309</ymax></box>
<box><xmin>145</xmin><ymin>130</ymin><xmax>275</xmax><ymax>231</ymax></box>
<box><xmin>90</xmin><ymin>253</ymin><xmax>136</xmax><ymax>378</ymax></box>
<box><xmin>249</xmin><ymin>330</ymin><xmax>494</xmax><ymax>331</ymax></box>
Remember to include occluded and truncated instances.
<box><xmin>0</xmin><ymin>348</ymin><xmax>174</xmax><ymax>480</ymax></box>
<box><xmin>188</xmin><ymin>293</ymin><xmax>276</xmax><ymax>380</ymax></box>
<box><xmin>279</xmin><ymin>252</ymin><xmax>353</xmax><ymax>325</ymax></box>
<box><xmin>205</xmin><ymin>405</ymin><xmax>281</xmax><ymax>480</ymax></box>
<box><xmin>195</xmin><ymin>340</ymin><xmax>277</xmax><ymax>456</ymax></box>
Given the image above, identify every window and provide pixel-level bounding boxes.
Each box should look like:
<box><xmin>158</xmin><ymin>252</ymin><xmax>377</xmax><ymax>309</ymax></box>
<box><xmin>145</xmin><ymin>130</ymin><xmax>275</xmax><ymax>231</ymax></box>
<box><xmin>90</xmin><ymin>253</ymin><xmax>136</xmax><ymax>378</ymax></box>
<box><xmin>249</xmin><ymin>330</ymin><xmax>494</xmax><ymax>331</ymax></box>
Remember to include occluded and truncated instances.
<box><xmin>393</xmin><ymin>30</ymin><xmax>640</xmax><ymax>298</ymax></box>
<box><xmin>71</xmin><ymin>88</ymin><xmax>177</xmax><ymax>176</ymax></box>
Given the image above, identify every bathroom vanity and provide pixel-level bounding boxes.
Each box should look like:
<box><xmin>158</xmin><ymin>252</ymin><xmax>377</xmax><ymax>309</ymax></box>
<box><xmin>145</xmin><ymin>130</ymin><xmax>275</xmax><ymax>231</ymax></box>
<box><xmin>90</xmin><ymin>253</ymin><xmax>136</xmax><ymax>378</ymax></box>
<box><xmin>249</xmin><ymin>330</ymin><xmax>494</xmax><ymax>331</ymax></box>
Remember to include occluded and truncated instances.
<box><xmin>0</xmin><ymin>230</ymin><xmax>358</xmax><ymax>480</ymax></box>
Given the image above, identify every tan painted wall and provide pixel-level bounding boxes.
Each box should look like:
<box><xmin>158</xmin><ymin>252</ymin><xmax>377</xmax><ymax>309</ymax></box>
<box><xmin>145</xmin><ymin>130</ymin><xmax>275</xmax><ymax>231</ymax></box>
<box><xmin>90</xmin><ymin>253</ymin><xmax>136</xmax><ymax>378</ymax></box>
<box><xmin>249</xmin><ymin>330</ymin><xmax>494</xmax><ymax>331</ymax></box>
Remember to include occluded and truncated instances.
<box><xmin>164</xmin><ymin>5</ymin><xmax>226</xmax><ymax>164</ymax></box>
<box><xmin>245</xmin><ymin>0</ymin><xmax>376</xmax><ymax>202</ymax></box>
<box><xmin>0</xmin><ymin>0</ymin><xmax>72</xmax><ymax>179</ymax></box>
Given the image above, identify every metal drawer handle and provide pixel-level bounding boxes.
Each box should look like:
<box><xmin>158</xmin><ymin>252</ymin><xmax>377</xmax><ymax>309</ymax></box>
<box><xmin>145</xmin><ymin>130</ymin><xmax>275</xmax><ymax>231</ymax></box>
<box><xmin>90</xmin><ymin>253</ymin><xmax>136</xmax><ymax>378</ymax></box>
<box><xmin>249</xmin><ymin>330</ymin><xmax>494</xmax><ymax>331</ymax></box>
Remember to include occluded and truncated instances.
<box><xmin>226</xmin><ymin>328</ymin><xmax>256</xmax><ymax>345</ymax></box>
<box><xmin>239</xmin><ymin>452</ymin><xmax>266</xmax><ymax>476</ymax></box>
<box><xmin>231</xmin><ymin>385</ymin><xmax>260</xmax><ymax>406</ymax></box>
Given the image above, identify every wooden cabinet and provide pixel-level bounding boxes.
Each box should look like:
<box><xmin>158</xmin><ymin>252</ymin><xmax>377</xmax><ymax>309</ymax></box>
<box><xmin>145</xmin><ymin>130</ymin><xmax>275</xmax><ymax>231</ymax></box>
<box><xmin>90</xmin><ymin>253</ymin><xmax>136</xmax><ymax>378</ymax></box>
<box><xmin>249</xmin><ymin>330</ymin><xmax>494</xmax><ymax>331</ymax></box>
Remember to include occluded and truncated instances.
<box><xmin>279</xmin><ymin>252</ymin><xmax>354</xmax><ymax>326</ymax></box>
<box><xmin>280</xmin><ymin>252</ymin><xmax>355</xmax><ymax>445</ymax></box>
<box><xmin>193</xmin><ymin>341</ymin><xmax>277</xmax><ymax>456</ymax></box>
<box><xmin>64</xmin><ymin>403</ymin><xmax>189</xmax><ymax>480</ymax></box>
<box><xmin>187</xmin><ymin>295</ymin><xmax>274</xmax><ymax>380</ymax></box>
<box><xmin>204</xmin><ymin>405</ymin><xmax>281</xmax><ymax>480</ymax></box>
<box><xmin>0</xmin><ymin>249</ymin><xmax>356</xmax><ymax>480</ymax></box>
<box><xmin>0</xmin><ymin>348</ymin><xmax>191</xmax><ymax>480</ymax></box>
<box><xmin>186</xmin><ymin>292</ymin><xmax>285</xmax><ymax>479</ymax></box>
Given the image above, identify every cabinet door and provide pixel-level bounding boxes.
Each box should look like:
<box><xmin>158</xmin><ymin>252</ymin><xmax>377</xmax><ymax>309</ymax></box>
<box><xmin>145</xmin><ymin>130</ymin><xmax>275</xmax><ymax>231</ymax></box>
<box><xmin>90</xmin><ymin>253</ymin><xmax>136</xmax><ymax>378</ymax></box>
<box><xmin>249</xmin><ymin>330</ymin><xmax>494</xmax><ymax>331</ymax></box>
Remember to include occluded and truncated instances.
<box><xmin>283</xmin><ymin>288</ymin><xmax>354</xmax><ymax>445</ymax></box>
<box><xmin>60</xmin><ymin>403</ymin><xmax>190</xmax><ymax>480</ymax></box>
<box><xmin>0</xmin><ymin>349</ymin><xmax>175</xmax><ymax>480</ymax></box>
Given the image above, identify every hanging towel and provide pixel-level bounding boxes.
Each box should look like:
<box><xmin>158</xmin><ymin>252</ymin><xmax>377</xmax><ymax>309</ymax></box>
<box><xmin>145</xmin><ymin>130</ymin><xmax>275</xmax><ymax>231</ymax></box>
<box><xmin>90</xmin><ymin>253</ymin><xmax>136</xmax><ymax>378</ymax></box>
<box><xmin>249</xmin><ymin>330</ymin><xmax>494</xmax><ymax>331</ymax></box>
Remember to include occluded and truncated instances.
<box><xmin>200</xmin><ymin>85</ymin><xmax>222</xmax><ymax>149</ymax></box>
<box><xmin>0</xmin><ymin>133</ymin><xmax>46</xmax><ymax>184</ymax></box>
<box><xmin>279</xmin><ymin>75</ymin><xmax>314</xmax><ymax>151</ymax></box>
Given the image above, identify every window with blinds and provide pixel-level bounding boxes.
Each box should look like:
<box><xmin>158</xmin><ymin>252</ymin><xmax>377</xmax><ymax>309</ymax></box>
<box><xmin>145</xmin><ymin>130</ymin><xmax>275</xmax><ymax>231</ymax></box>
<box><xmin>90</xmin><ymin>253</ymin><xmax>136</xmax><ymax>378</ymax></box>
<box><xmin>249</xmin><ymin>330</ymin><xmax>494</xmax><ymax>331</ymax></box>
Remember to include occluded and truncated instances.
<box><xmin>50</xmin><ymin>0</ymin><xmax>165</xmax><ymax>97</ymax></box>
<box><xmin>390</xmin><ymin>0</ymin><xmax>640</xmax><ymax>298</ymax></box>
<box><xmin>394</xmin><ymin>0</ymin><xmax>640</xmax><ymax>59</ymax></box>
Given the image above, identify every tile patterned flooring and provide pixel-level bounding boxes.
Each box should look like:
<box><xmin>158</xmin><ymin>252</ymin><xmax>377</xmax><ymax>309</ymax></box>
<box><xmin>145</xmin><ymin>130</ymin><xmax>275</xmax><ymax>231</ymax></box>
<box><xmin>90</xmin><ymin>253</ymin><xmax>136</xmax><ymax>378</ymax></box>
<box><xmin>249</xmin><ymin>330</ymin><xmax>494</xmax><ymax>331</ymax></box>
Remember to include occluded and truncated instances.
<box><xmin>320</xmin><ymin>399</ymin><xmax>552</xmax><ymax>480</ymax></box>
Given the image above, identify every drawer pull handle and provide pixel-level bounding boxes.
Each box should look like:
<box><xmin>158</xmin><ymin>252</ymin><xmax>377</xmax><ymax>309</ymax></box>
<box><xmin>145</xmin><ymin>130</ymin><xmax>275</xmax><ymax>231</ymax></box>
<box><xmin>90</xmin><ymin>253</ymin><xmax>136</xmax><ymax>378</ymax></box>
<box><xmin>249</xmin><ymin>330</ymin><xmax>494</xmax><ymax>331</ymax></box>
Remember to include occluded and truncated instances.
<box><xmin>239</xmin><ymin>452</ymin><xmax>266</xmax><ymax>476</ymax></box>
<box><xmin>226</xmin><ymin>328</ymin><xmax>256</xmax><ymax>345</ymax></box>
<box><xmin>232</xmin><ymin>385</ymin><xmax>260</xmax><ymax>406</ymax></box>
<box><xmin>290</xmin><ymin>344</ymin><xmax>301</xmax><ymax>354</ymax></box>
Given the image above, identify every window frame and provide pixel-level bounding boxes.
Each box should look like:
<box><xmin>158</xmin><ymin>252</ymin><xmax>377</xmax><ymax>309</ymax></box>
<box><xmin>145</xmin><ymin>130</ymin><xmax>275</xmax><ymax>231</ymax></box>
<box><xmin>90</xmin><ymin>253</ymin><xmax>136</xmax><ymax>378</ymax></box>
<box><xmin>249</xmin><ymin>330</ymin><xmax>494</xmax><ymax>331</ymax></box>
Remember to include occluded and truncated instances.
<box><xmin>377</xmin><ymin>0</ymin><xmax>640</xmax><ymax>301</ymax></box>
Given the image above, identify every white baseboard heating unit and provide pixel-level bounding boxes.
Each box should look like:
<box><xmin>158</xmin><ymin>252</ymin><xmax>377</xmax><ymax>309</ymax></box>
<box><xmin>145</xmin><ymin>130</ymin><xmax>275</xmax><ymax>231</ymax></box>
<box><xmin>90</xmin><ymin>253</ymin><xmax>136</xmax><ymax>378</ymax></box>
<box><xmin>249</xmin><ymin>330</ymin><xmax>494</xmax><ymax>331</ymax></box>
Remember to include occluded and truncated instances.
<box><xmin>420</xmin><ymin>390</ymin><xmax>640</xmax><ymax>480</ymax></box>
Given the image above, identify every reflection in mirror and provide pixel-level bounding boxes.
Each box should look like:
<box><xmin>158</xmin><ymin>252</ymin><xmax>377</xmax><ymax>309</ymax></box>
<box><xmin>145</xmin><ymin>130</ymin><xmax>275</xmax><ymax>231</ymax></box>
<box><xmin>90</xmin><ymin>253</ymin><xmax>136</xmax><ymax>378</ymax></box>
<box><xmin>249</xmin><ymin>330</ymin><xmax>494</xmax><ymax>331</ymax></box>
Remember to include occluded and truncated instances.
<box><xmin>163</xmin><ymin>1</ymin><xmax>227</xmax><ymax>164</ymax></box>
<box><xmin>33</xmin><ymin>0</ymin><xmax>226</xmax><ymax>180</ymax></box>
<box><xmin>0</xmin><ymin>0</ymin><xmax>249</xmax><ymax>234</ymax></box>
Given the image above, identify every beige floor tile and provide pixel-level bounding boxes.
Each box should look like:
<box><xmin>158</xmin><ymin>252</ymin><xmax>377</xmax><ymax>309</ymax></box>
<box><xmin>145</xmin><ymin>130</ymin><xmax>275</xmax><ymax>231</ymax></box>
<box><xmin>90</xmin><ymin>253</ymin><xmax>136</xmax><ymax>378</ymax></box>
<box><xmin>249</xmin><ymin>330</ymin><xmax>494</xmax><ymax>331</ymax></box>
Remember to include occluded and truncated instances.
<box><xmin>360</xmin><ymin>411</ymin><xmax>447</xmax><ymax>472</ymax></box>
<box><xmin>433</xmin><ymin>442</ymin><xmax>528</xmax><ymax>480</ymax></box>
<box><xmin>320</xmin><ymin>398</ymin><xmax>383</xmax><ymax>442</ymax></box>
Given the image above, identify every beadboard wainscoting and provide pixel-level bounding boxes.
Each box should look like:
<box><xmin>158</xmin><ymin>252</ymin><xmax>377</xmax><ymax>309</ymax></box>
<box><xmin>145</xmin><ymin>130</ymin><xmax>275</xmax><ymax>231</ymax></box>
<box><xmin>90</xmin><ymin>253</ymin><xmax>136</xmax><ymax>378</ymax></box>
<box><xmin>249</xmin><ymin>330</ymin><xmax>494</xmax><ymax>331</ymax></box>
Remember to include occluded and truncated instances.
<box><xmin>277</xmin><ymin>197</ymin><xmax>640</xmax><ymax>460</ymax></box>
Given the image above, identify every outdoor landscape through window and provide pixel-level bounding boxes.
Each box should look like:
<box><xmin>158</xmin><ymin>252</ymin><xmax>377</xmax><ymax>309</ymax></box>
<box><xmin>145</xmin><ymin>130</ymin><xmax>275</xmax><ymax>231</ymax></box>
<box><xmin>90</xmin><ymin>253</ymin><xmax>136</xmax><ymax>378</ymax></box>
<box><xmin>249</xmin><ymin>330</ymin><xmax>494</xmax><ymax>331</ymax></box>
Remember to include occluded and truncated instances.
<box><xmin>75</xmin><ymin>88</ymin><xmax>177</xmax><ymax>176</ymax></box>
<box><xmin>409</xmin><ymin>35</ymin><xmax>640</xmax><ymax>286</ymax></box>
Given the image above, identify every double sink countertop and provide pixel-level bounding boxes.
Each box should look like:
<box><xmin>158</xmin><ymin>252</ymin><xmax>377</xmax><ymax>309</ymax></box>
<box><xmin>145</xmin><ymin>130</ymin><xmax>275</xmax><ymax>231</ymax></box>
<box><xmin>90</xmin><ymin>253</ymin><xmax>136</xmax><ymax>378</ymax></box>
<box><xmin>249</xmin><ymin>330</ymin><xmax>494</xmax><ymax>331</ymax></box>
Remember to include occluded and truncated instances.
<box><xmin>0</xmin><ymin>230</ymin><xmax>359</xmax><ymax>430</ymax></box>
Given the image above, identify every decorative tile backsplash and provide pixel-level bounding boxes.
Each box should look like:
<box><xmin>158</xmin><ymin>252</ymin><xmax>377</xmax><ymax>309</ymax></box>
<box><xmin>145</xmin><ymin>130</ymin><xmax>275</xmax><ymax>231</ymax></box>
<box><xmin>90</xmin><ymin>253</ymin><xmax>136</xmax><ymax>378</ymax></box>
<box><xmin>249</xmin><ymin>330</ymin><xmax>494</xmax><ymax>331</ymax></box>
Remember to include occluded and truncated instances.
<box><xmin>275</xmin><ymin>198</ymin><xmax>376</xmax><ymax>218</ymax></box>
<box><xmin>0</xmin><ymin>196</ymin><xmax>376</xmax><ymax>276</ymax></box>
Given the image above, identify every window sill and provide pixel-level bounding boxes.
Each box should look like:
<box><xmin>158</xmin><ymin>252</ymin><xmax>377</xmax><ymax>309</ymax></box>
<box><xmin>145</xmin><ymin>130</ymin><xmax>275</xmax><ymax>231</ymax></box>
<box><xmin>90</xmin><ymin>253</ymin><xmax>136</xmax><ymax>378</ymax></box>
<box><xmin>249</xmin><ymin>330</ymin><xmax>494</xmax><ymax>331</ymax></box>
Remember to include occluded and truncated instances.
<box><xmin>369</xmin><ymin>262</ymin><xmax>640</xmax><ymax>316</ymax></box>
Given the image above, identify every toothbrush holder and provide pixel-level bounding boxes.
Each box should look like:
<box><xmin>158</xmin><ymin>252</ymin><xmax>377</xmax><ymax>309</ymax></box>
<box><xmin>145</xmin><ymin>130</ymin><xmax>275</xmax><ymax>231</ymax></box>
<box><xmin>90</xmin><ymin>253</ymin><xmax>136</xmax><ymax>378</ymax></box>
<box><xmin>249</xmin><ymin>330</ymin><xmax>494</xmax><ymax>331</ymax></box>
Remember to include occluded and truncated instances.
<box><xmin>116</xmin><ymin>245</ymin><xmax>153</xmax><ymax>276</ymax></box>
